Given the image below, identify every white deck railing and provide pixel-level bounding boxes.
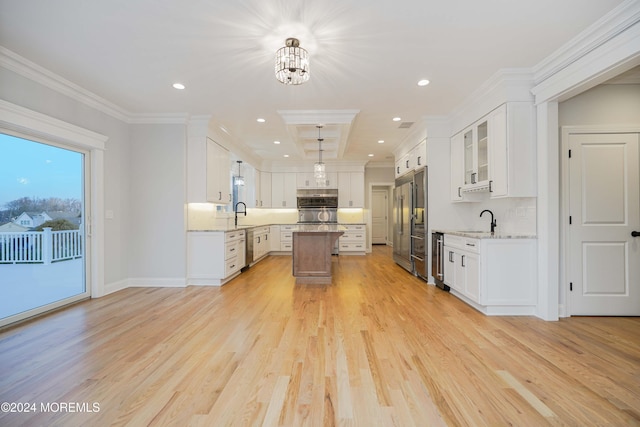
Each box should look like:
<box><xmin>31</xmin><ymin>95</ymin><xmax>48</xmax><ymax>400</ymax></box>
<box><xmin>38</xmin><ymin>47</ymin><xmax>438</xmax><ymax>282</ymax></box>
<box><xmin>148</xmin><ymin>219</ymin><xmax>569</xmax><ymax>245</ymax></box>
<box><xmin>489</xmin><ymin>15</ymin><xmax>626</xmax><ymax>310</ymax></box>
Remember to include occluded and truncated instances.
<box><xmin>0</xmin><ymin>228</ymin><xmax>83</xmax><ymax>264</ymax></box>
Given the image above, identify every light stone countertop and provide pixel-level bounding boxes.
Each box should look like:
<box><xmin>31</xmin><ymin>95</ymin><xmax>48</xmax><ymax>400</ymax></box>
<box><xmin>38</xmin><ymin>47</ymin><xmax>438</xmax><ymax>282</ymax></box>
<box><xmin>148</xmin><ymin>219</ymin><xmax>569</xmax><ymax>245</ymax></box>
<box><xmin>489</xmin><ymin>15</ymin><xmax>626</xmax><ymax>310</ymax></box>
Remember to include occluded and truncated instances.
<box><xmin>433</xmin><ymin>230</ymin><xmax>536</xmax><ymax>239</ymax></box>
<box><xmin>189</xmin><ymin>223</ymin><xmax>359</xmax><ymax>232</ymax></box>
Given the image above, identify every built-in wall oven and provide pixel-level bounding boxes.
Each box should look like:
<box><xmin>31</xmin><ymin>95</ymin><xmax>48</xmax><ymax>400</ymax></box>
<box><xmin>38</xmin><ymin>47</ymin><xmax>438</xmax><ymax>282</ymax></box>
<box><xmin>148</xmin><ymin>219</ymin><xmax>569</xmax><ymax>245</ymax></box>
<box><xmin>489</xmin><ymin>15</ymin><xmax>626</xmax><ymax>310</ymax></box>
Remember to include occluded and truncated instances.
<box><xmin>296</xmin><ymin>189</ymin><xmax>339</xmax><ymax>254</ymax></box>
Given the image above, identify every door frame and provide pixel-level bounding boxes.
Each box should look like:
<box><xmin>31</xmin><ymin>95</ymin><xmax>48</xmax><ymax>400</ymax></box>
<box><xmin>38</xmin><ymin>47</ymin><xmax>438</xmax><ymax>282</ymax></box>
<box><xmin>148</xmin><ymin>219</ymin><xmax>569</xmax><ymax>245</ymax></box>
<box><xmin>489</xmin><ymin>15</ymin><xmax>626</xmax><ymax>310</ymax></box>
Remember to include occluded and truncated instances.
<box><xmin>371</xmin><ymin>189</ymin><xmax>389</xmax><ymax>245</ymax></box>
<box><xmin>368</xmin><ymin>181</ymin><xmax>394</xmax><ymax>251</ymax></box>
<box><xmin>0</xmin><ymin>101</ymin><xmax>107</xmax><ymax>326</ymax></box>
<box><xmin>560</xmin><ymin>125</ymin><xmax>640</xmax><ymax>317</ymax></box>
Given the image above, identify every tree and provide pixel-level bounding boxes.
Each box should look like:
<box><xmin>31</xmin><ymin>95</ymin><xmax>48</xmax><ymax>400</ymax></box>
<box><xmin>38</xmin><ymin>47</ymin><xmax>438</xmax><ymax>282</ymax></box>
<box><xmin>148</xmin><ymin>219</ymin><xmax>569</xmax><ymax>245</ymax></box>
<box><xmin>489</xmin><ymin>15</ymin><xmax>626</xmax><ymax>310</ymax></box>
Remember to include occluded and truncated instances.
<box><xmin>35</xmin><ymin>219</ymin><xmax>78</xmax><ymax>231</ymax></box>
<box><xmin>2</xmin><ymin>196</ymin><xmax>81</xmax><ymax>219</ymax></box>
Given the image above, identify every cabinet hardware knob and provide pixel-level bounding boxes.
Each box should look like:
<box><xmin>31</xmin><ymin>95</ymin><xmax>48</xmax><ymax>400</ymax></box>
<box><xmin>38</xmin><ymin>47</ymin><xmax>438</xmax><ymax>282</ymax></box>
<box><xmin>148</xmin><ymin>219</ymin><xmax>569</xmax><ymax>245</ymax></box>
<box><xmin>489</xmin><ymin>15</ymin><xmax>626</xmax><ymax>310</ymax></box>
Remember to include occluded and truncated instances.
<box><xmin>632</xmin><ymin>231</ymin><xmax>640</xmax><ymax>237</ymax></box>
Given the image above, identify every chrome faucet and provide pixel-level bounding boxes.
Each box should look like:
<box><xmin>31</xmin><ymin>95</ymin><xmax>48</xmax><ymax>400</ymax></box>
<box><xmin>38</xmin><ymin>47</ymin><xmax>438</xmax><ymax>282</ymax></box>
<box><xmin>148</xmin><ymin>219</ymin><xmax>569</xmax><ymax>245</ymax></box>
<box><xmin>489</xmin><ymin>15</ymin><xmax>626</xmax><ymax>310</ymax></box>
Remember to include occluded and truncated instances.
<box><xmin>234</xmin><ymin>202</ymin><xmax>246</xmax><ymax>227</ymax></box>
<box><xmin>480</xmin><ymin>209</ymin><xmax>497</xmax><ymax>234</ymax></box>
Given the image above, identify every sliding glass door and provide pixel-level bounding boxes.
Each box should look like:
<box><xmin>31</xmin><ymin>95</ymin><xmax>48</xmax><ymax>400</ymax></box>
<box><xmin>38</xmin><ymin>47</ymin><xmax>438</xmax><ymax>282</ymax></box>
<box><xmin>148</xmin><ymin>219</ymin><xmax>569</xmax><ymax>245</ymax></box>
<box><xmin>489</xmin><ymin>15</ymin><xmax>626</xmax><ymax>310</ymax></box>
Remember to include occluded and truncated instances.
<box><xmin>0</xmin><ymin>133</ymin><xmax>89</xmax><ymax>325</ymax></box>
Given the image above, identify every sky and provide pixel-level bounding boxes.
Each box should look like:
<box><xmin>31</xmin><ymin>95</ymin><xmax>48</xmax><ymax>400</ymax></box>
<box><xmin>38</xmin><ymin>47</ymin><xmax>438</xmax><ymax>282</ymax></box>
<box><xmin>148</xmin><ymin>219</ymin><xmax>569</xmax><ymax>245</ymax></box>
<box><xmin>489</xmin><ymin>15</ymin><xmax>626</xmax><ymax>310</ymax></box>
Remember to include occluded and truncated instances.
<box><xmin>0</xmin><ymin>133</ymin><xmax>83</xmax><ymax>209</ymax></box>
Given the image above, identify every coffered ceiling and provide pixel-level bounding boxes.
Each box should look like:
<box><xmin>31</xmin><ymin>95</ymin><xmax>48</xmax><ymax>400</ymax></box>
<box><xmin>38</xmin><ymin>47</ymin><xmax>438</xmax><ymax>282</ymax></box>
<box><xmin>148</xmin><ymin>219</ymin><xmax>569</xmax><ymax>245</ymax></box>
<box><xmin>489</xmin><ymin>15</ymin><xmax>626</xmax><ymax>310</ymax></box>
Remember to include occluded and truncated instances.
<box><xmin>0</xmin><ymin>0</ymin><xmax>626</xmax><ymax>165</ymax></box>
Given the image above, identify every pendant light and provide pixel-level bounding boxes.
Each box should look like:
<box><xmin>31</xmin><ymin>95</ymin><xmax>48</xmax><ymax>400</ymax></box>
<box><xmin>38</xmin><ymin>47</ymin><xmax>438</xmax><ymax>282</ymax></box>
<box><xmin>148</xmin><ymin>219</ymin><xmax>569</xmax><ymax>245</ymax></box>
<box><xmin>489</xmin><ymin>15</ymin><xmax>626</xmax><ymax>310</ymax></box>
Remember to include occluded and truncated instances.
<box><xmin>314</xmin><ymin>125</ymin><xmax>326</xmax><ymax>186</ymax></box>
<box><xmin>234</xmin><ymin>160</ymin><xmax>245</xmax><ymax>186</ymax></box>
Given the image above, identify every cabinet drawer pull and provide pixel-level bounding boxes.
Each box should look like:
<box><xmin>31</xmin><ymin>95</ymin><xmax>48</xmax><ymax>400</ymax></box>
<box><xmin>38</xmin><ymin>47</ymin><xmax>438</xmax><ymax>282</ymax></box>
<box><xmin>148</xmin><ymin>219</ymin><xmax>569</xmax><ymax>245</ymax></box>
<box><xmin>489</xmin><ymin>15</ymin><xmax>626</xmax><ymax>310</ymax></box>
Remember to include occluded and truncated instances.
<box><xmin>461</xmin><ymin>254</ymin><xmax>465</xmax><ymax>267</ymax></box>
<box><xmin>489</xmin><ymin>180</ymin><xmax>493</xmax><ymax>193</ymax></box>
<box><xmin>466</xmin><ymin>243</ymin><xmax>475</xmax><ymax>247</ymax></box>
<box><xmin>448</xmin><ymin>251</ymin><xmax>453</xmax><ymax>262</ymax></box>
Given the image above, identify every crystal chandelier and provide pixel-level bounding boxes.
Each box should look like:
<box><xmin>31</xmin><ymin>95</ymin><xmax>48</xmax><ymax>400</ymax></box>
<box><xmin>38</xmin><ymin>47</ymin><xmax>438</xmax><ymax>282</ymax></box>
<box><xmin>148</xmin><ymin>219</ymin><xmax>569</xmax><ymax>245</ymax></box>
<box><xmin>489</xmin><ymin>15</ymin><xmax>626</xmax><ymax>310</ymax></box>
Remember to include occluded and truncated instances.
<box><xmin>314</xmin><ymin>125</ymin><xmax>326</xmax><ymax>186</ymax></box>
<box><xmin>275</xmin><ymin>38</ymin><xmax>309</xmax><ymax>85</ymax></box>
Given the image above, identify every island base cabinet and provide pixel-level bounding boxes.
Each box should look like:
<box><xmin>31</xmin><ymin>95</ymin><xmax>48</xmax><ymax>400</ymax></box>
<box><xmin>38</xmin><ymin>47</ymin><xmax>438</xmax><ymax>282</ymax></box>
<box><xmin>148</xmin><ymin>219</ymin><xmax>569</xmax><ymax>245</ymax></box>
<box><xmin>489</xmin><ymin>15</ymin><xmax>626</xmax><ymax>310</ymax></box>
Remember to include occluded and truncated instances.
<box><xmin>444</xmin><ymin>234</ymin><xmax>536</xmax><ymax>315</ymax></box>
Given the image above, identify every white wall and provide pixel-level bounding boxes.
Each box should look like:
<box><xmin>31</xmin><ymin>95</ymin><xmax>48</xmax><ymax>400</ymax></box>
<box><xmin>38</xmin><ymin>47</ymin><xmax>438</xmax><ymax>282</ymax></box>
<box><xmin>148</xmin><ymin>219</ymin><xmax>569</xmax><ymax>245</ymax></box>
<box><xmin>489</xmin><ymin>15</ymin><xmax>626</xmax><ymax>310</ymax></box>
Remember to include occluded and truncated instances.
<box><xmin>128</xmin><ymin>124</ymin><xmax>187</xmax><ymax>285</ymax></box>
<box><xmin>559</xmin><ymin>83</ymin><xmax>640</xmax><ymax>126</ymax></box>
<box><xmin>0</xmin><ymin>66</ymin><xmax>132</xmax><ymax>290</ymax></box>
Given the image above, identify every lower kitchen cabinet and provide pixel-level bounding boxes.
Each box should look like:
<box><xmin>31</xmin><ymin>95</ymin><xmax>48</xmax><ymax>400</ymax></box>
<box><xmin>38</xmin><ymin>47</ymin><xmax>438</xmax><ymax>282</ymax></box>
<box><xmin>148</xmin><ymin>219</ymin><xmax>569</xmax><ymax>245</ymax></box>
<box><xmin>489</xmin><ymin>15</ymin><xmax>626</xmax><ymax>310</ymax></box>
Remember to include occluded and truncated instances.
<box><xmin>279</xmin><ymin>225</ymin><xmax>295</xmax><ymax>252</ymax></box>
<box><xmin>338</xmin><ymin>224</ymin><xmax>366</xmax><ymax>254</ymax></box>
<box><xmin>251</xmin><ymin>226</ymin><xmax>270</xmax><ymax>264</ymax></box>
<box><xmin>444</xmin><ymin>233</ymin><xmax>536</xmax><ymax>315</ymax></box>
<box><xmin>187</xmin><ymin>230</ymin><xmax>245</xmax><ymax>286</ymax></box>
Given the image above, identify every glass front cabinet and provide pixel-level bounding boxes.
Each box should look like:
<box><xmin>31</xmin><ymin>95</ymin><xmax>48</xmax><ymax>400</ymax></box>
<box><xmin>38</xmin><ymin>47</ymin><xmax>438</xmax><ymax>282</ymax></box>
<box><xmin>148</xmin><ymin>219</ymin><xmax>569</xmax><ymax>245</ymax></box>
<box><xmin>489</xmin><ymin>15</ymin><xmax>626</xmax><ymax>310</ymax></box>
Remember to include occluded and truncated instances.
<box><xmin>462</xmin><ymin>119</ymin><xmax>489</xmax><ymax>190</ymax></box>
<box><xmin>450</xmin><ymin>102</ymin><xmax>536</xmax><ymax>201</ymax></box>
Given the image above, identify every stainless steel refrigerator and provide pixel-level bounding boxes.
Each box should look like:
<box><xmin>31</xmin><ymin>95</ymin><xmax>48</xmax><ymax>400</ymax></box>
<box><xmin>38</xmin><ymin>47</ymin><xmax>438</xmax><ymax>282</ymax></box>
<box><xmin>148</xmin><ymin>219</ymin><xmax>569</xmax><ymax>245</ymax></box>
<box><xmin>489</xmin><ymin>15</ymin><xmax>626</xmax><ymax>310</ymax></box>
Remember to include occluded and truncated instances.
<box><xmin>393</xmin><ymin>172</ymin><xmax>414</xmax><ymax>272</ymax></box>
<box><xmin>412</xmin><ymin>167</ymin><xmax>428</xmax><ymax>280</ymax></box>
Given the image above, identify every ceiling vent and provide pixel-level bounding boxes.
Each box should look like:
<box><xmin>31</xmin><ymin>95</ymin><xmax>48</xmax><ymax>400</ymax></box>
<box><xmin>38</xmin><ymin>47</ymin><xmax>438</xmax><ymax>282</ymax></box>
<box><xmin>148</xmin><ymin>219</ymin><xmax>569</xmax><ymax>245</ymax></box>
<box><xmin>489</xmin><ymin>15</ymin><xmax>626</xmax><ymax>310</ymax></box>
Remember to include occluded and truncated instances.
<box><xmin>398</xmin><ymin>122</ymin><xmax>414</xmax><ymax>129</ymax></box>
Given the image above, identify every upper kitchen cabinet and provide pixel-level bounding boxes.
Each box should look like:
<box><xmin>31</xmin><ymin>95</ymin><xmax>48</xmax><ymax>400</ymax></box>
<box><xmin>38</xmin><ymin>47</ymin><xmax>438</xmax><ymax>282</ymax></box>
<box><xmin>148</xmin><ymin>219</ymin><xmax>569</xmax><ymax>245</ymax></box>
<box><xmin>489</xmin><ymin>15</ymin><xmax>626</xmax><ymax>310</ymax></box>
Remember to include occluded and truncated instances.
<box><xmin>395</xmin><ymin>139</ymin><xmax>426</xmax><ymax>178</ymax></box>
<box><xmin>463</xmin><ymin>120</ymin><xmax>489</xmax><ymax>190</ymax></box>
<box><xmin>206</xmin><ymin>139</ymin><xmax>232</xmax><ymax>204</ymax></box>
<box><xmin>297</xmin><ymin>172</ymin><xmax>338</xmax><ymax>189</ymax></box>
<box><xmin>186</xmin><ymin>128</ymin><xmax>232</xmax><ymax>204</ymax></box>
<box><xmin>259</xmin><ymin>171</ymin><xmax>272</xmax><ymax>208</ymax></box>
<box><xmin>450</xmin><ymin>132</ymin><xmax>464</xmax><ymax>201</ymax></box>
<box><xmin>271</xmin><ymin>172</ymin><xmax>297</xmax><ymax>208</ymax></box>
<box><xmin>451</xmin><ymin>103</ymin><xmax>535</xmax><ymax>200</ymax></box>
<box><xmin>338</xmin><ymin>172</ymin><xmax>365</xmax><ymax>208</ymax></box>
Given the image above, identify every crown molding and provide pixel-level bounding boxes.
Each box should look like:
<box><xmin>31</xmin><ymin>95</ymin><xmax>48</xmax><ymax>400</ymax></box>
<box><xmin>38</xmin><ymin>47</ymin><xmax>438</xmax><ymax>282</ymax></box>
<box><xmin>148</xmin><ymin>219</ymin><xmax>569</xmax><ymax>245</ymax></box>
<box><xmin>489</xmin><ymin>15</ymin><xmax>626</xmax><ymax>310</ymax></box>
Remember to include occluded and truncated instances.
<box><xmin>448</xmin><ymin>68</ymin><xmax>534</xmax><ymax>135</ymax></box>
<box><xmin>0</xmin><ymin>99</ymin><xmax>108</xmax><ymax>150</ymax></box>
<box><xmin>0</xmin><ymin>46</ymin><xmax>188</xmax><ymax>125</ymax></box>
<box><xmin>532</xmin><ymin>0</ymin><xmax>640</xmax><ymax>85</ymax></box>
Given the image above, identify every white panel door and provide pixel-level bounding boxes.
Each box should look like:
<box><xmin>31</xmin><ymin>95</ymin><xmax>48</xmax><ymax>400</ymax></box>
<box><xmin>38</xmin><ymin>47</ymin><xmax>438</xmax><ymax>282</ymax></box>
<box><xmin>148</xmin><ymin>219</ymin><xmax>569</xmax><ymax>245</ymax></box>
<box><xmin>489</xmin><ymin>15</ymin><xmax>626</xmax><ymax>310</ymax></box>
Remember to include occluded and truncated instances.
<box><xmin>372</xmin><ymin>190</ymin><xmax>388</xmax><ymax>244</ymax></box>
<box><xmin>568</xmin><ymin>133</ymin><xmax>640</xmax><ymax>315</ymax></box>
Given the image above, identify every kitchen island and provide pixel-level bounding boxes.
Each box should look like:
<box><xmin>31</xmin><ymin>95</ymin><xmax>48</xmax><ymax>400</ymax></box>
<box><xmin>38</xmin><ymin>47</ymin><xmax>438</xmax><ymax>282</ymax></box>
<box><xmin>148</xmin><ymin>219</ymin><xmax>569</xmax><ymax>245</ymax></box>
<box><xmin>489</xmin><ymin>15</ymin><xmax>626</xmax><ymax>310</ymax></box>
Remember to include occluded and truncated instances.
<box><xmin>292</xmin><ymin>224</ymin><xmax>346</xmax><ymax>284</ymax></box>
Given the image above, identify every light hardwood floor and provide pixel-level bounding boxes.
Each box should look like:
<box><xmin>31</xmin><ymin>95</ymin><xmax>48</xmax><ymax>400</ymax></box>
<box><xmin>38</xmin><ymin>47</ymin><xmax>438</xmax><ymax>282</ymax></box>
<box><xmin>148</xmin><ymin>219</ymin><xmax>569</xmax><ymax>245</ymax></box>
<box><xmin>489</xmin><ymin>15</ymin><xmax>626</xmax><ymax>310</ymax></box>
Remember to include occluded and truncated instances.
<box><xmin>1</xmin><ymin>246</ymin><xmax>639</xmax><ymax>426</ymax></box>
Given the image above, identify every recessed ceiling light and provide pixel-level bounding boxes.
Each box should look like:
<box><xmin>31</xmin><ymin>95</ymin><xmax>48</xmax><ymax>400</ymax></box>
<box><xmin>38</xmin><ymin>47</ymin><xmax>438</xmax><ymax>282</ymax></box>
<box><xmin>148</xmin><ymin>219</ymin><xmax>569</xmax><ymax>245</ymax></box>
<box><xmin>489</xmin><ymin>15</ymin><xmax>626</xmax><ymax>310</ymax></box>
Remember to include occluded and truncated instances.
<box><xmin>257</xmin><ymin>118</ymin><xmax>266</xmax><ymax>123</ymax></box>
<box><xmin>393</xmin><ymin>117</ymin><xmax>401</xmax><ymax>122</ymax></box>
<box><xmin>417</xmin><ymin>79</ymin><xmax>430</xmax><ymax>86</ymax></box>
<box><xmin>274</xmin><ymin>140</ymin><xmax>281</xmax><ymax>144</ymax></box>
<box><xmin>172</xmin><ymin>83</ymin><xmax>185</xmax><ymax>90</ymax></box>
<box><xmin>283</xmin><ymin>154</ymin><xmax>289</xmax><ymax>158</ymax></box>
<box><xmin>368</xmin><ymin>154</ymin><xmax>374</xmax><ymax>157</ymax></box>
<box><xmin>378</xmin><ymin>140</ymin><xmax>385</xmax><ymax>144</ymax></box>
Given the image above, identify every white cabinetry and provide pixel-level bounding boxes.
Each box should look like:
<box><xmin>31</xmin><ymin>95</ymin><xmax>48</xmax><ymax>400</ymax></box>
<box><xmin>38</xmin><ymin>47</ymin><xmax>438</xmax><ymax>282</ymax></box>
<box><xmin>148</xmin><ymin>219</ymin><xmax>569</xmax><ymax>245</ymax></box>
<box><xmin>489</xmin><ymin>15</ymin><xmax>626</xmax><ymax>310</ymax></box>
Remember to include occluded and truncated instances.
<box><xmin>338</xmin><ymin>224</ymin><xmax>366</xmax><ymax>254</ymax></box>
<box><xmin>488</xmin><ymin>103</ymin><xmax>535</xmax><ymax>198</ymax></box>
<box><xmin>279</xmin><ymin>225</ymin><xmax>295</xmax><ymax>252</ymax></box>
<box><xmin>414</xmin><ymin>139</ymin><xmax>426</xmax><ymax>169</ymax></box>
<box><xmin>443</xmin><ymin>234</ymin><xmax>536</xmax><ymax>315</ymax></box>
<box><xmin>450</xmin><ymin>103</ymin><xmax>535</xmax><ymax>200</ymax></box>
<box><xmin>206</xmin><ymin>139</ymin><xmax>232</xmax><ymax>204</ymax></box>
<box><xmin>297</xmin><ymin>172</ymin><xmax>337</xmax><ymax>189</ymax></box>
<box><xmin>395</xmin><ymin>152</ymin><xmax>413</xmax><ymax>178</ymax></box>
<box><xmin>259</xmin><ymin>171</ymin><xmax>272</xmax><ymax>208</ymax></box>
<box><xmin>450</xmin><ymin>133</ymin><xmax>464</xmax><ymax>201</ymax></box>
<box><xmin>269</xmin><ymin>225</ymin><xmax>281</xmax><ymax>251</ymax></box>
<box><xmin>444</xmin><ymin>235</ymin><xmax>479</xmax><ymax>300</ymax></box>
<box><xmin>187</xmin><ymin>230</ymin><xmax>245</xmax><ymax>286</ymax></box>
<box><xmin>271</xmin><ymin>172</ymin><xmax>297</xmax><ymax>208</ymax></box>
<box><xmin>462</xmin><ymin>119</ymin><xmax>489</xmax><ymax>190</ymax></box>
<box><xmin>338</xmin><ymin>172</ymin><xmax>365</xmax><ymax>208</ymax></box>
<box><xmin>252</xmin><ymin>226</ymin><xmax>270</xmax><ymax>264</ymax></box>
<box><xmin>395</xmin><ymin>138</ymin><xmax>426</xmax><ymax>178</ymax></box>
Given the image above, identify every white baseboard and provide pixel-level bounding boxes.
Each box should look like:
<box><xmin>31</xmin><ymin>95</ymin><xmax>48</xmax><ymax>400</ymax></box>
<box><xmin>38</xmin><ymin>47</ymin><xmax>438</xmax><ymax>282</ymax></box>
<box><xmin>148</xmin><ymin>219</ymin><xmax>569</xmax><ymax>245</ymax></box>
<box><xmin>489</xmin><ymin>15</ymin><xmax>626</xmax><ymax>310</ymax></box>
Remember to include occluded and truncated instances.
<box><xmin>128</xmin><ymin>277</ymin><xmax>187</xmax><ymax>288</ymax></box>
<box><xmin>103</xmin><ymin>278</ymin><xmax>129</xmax><ymax>296</ymax></box>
